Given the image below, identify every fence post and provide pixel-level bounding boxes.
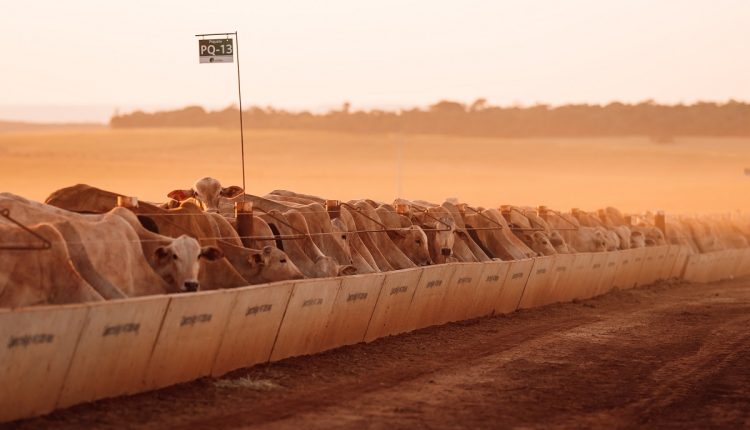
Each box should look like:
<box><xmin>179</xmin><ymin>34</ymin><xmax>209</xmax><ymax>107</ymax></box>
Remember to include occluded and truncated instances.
<box><xmin>537</xmin><ymin>205</ymin><xmax>549</xmax><ymax>222</ymax></box>
<box><xmin>326</xmin><ymin>200</ymin><xmax>341</xmax><ymax>220</ymax></box>
<box><xmin>235</xmin><ymin>201</ymin><xmax>254</xmax><ymax>248</ymax></box>
<box><xmin>116</xmin><ymin>196</ymin><xmax>139</xmax><ymax>209</ymax></box>
<box><xmin>655</xmin><ymin>211</ymin><xmax>666</xmax><ymax>235</ymax></box>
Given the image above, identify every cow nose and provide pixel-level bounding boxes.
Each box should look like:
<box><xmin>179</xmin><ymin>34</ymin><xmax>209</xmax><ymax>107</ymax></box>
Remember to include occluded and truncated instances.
<box><xmin>184</xmin><ymin>281</ymin><xmax>199</xmax><ymax>292</ymax></box>
<box><xmin>441</xmin><ymin>248</ymin><xmax>452</xmax><ymax>256</ymax></box>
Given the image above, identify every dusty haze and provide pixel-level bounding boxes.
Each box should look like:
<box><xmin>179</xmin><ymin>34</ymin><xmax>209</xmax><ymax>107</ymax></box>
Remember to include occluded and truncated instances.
<box><xmin>0</xmin><ymin>128</ymin><xmax>747</xmax><ymax>214</ymax></box>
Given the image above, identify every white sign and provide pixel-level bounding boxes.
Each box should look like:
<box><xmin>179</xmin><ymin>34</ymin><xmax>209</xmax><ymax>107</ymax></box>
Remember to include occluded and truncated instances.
<box><xmin>199</xmin><ymin>39</ymin><xmax>234</xmax><ymax>63</ymax></box>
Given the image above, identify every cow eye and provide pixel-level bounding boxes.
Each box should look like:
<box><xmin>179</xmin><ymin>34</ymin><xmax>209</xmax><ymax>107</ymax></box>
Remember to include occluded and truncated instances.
<box><xmin>280</xmin><ymin>258</ymin><xmax>287</xmax><ymax>263</ymax></box>
<box><xmin>341</xmin><ymin>235</ymin><xmax>346</xmax><ymax>240</ymax></box>
<box><xmin>173</xmin><ymin>254</ymin><xmax>178</xmax><ymax>260</ymax></box>
<box><xmin>416</xmin><ymin>239</ymin><xmax>422</xmax><ymax>245</ymax></box>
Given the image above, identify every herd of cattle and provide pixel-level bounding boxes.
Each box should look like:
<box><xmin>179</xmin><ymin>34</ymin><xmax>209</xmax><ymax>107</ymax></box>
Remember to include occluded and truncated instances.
<box><xmin>1</xmin><ymin>177</ymin><xmax>748</xmax><ymax>308</ymax></box>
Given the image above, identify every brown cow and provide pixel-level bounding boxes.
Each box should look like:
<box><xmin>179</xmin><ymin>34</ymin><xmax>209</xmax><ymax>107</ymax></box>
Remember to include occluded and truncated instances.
<box><xmin>0</xmin><ymin>223</ymin><xmax>103</xmax><ymax>308</ymax></box>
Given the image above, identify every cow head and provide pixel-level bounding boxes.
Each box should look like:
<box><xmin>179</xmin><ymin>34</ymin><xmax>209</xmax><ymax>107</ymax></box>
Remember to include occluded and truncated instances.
<box><xmin>602</xmin><ymin>229</ymin><xmax>620</xmax><ymax>251</ymax></box>
<box><xmin>592</xmin><ymin>230</ymin><xmax>608</xmax><ymax>252</ymax></box>
<box><xmin>548</xmin><ymin>230</ymin><xmax>572</xmax><ymax>254</ymax></box>
<box><xmin>423</xmin><ymin>216</ymin><xmax>456</xmax><ymax>264</ymax></box>
<box><xmin>521</xmin><ymin>231</ymin><xmax>557</xmax><ymax>256</ymax></box>
<box><xmin>613</xmin><ymin>226</ymin><xmax>632</xmax><ymax>250</ymax></box>
<box><xmin>248</xmin><ymin>246</ymin><xmax>305</xmax><ymax>283</ymax></box>
<box><xmin>630</xmin><ymin>231</ymin><xmax>646</xmax><ymax>248</ymax></box>
<box><xmin>167</xmin><ymin>177</ymin><xmax>243</xmax><ymax>213</ymax></box>
<box><xmin>314</xmin><ymin>255</ymin><xmax>357</xmax><ymax>277</ymax></box>
<box><xmin>153</xmin><ymin>235</ymin><xmax>223</xmax><ymax>292</ymax></box>
<box><xmin>576</xmin><ymin>227</ymin><xmax>608</xmax><ymax>252</ymax></box>
<box><xmin>330</xmin><ymin>217</ymin><xmax>354</xmax><ymax>265</ymax></box>
<box><xmin>643</xmin><ymin>226</ymin><xmax>666</xmax><ymax>246</ymax></box>
<box><xmin>393</xmin><ymin>225</ymin><xmax>432</xmax><ymax>266</ymax></box>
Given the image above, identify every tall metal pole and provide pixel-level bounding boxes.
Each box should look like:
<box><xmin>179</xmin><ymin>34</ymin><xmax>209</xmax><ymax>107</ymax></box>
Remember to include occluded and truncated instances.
<box><xmin>397</xmin><ymin>134</ymin><xmax>403</xmax><ymax>199</ymax></box>
<box><xmin>235</xmin><ymin>31</ymin><xmax>246</xmax><ymax>194</ymax></box>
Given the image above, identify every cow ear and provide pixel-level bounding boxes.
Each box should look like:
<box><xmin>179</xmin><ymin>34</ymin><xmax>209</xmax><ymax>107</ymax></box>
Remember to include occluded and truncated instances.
<box><xmin>167</xmin><ymin>189</ymin><xmax>195</xmax><ymax>201</ymax></box>
<box><xmin>220</xmin><ymin>186</ymin><xmax>244</xmax><ymax>198</ymax></box>
<box><xmin>393</xmin><ymin>228</ymin><xmax>408</xmax><ymax>238</ymax></box>
<box><xmin>155</xmin><ymin>246</ymin><xmax>171</xmax><ymax>261</ymax></box>
<box><xmin>200</xmin><ymin>246</ymin><xmax>224</xmax><ymax>261</ymax></box>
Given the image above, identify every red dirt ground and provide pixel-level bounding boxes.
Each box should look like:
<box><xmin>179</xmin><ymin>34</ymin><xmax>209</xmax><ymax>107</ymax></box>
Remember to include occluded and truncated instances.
<box><xmin>6</xmin><ymin>278</ymin><xmax>750</xmax><ymax>429</ymax></box>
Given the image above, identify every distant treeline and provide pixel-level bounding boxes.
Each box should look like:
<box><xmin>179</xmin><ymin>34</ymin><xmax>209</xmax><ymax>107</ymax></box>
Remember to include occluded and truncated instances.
<box><xmin>109</xmin><ymin>99</ymin><xmax>750</xmax><ymax>138</ymax></box>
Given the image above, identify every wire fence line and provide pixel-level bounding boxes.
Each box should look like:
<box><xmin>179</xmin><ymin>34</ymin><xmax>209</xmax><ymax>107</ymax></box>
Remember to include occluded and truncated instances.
<box><xmin>1</xmin><ymin>207</ymin><xmax>520</xmax><ymax>250</ymax></box>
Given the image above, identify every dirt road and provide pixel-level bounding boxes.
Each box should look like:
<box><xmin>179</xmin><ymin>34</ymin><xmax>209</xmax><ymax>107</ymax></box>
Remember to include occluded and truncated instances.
<box><xmin>8</xmin><ymin>279</ymin><xmax>750</xmax><ymax>429</ymax></box>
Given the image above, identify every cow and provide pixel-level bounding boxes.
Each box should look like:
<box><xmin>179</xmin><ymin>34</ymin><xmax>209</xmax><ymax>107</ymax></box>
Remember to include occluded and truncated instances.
<box><xmin>167</xmin><ymin>177</ymin><xmax>244</xmax><ymax>213</ymax></box>
<box><xmin>630</xmin><ymin>230</ymin><xmax>647</xmax><ymax>248</ymax></box>
<box><xmin>0</xmin><ymin>223</ymin><xmax>103</xmax><ymax>308</ymax></box>
<box><xmin>506</xmin><ymin>207</ymin><xmax>559</xmax><ymax>256</ymax></box>
<box><xmin>631</xmin><ymin>224</ymin><xmax>667</xmax><ymax>247</ymax></box>
<box><xmin>373</xmin><ymin>204</ymin><xmax>432</xmax><ymax>266</ymax></box>
<box><xmin>549</xmin><ymin>230</ymin><xmax>576</xmax><ymax>254</ymax></box>
<box><xmin>439</xmin><ymin>201</ymin><xmax>494</xmax><ymax>262</ymax></box>
<box><xmin>611</xmin><ymin>225</ymin><xmax>632</xmax><ymax>250</ymax></box>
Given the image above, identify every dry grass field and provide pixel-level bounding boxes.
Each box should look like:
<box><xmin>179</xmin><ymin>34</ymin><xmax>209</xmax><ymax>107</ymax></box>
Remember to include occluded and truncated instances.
<box><xmin>0</xmin><ymin>127</ymin><xmax>748</xmax><ymax>213</ymax></box>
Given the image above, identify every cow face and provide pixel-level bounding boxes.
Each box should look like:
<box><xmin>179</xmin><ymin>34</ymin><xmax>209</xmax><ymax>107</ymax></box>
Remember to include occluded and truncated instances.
<box><xmin>548</xmin><ymin>231</ymin><xmax>572</xmax><ymax>254</ymax></box>
<box><xmin>168</xmin><ymin>177</ymin><xmax>243</xmax><ymax>213</ymax></box>
<box><xmin>630</xmin><ymin>231</ymin><xmax>646</xmax><ymax>248</ymax></box>
<box><xmin>249</xmin><ymin>246</ymin><xmax>305</xmax><ymax>283</ymax></box>
<box><xmin>576</xmin><ymin>228</ymin><xmax>607</xmax><ymax>253</ymax></box>
<box><xmin>521</xmin><ymin>231</ymin><xmax>557</xmax><ymax>256</ymax></box>
<box><xmin>592</xmin><ymin>231</ymin><xmax>608</xmax><ymax>252</ymax></box>
<box><xmin>427</xmin><ymin>217</ymin><xmax>456</xmax><ymax>264</ymax></box>
<box><xmin>601</xmin><ymin>229</ymin><xmax>620</xmax><ymax>251</ymax></box>
<box><xmin>644</xmin><ymin>227</ymin><xmax>666</xmax><ymax>246</ymax></box>
<box><xmin>394</xmin><ymin>225</ymin><xmax>432</xmax><ymax>266</ymax></box>
<box><xmin>154</xmin><ymin>235</ymin><xmax>223</xmax><ymax>292</ymax></box>
<box><xmin>313</xmin><ymin>255</ymin><xmax>357</xmax><ymax>277</ymax></box>
<box><xmin>613</xmin><ymin>226</ymin><xmax>631</xmax><ymax>250</ymax></box>
<box><xmin>330</xmin><ymin>217</ymin><xmax>354</xmax><ymax>264</ymax></box>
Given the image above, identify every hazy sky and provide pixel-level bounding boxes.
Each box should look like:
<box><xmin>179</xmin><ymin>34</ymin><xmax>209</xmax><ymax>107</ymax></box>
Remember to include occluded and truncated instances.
<box><xmin>2</xmin><ymin>0</ymin><xmax>749</xmax><ymax>122</ymax></box>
